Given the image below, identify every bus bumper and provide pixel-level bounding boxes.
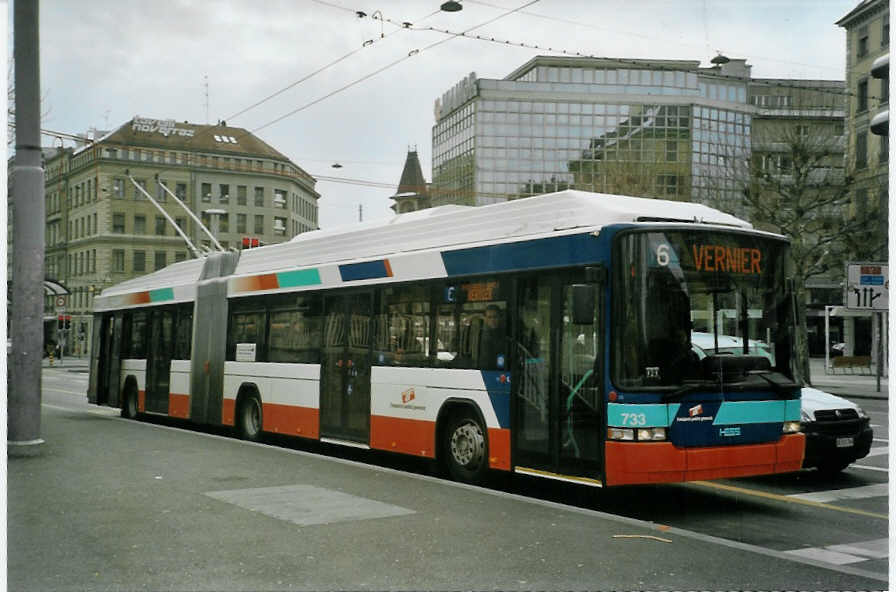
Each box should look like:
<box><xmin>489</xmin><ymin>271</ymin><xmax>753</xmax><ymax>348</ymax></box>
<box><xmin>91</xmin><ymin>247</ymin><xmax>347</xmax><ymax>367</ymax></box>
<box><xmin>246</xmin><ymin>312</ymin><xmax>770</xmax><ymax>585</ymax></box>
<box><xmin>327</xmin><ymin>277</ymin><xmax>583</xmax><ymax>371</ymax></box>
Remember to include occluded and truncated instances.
<box><xmin>604</xmin><ymin>434</ymin><xmax>805</xmax><ymax>486</ymax></box>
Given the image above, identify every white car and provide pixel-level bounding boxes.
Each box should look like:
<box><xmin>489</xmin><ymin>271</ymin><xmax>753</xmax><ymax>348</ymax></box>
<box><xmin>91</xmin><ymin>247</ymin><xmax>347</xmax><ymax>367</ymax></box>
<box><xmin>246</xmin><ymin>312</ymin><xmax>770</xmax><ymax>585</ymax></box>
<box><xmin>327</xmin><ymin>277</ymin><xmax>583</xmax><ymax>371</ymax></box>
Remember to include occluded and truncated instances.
<box><xmin>800</xmin><ymin>386</ymin><xmax>873</xmax><ymax>474</ymax></box>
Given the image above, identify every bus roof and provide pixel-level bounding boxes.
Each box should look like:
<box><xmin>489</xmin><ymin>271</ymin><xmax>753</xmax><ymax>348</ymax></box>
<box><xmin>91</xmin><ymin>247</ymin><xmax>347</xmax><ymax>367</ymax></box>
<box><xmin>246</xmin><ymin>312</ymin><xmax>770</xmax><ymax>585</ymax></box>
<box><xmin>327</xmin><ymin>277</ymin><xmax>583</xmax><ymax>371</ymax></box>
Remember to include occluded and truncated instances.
<box><xmin>233</xmin><ymin>190</ymin><xmax>752</xmax><ymax>277</ymax></box>
<box><xmin>94</xmin><ymin>190</ymin><xmax>755</xmax><ymax>311</ymax></box>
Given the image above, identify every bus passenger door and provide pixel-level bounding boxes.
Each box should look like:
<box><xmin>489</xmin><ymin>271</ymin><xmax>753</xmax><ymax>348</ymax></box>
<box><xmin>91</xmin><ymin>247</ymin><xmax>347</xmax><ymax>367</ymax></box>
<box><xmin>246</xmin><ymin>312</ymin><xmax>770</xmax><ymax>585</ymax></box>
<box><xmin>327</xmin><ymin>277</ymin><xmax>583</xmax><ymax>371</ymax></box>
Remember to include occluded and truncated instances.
<box><xmin>145</xmin><ymin>309</ymin><xmax>174</xmax><ymax>414</ymax></box>
<box><xmin>320</xmin><ymin>293</ymin><xmax>372</xmax><ymax>444</ymax></box>
<box><xmin>514</xmin><ymin>275</ymin><xmax>603</xmax><ymax>479</ymax></box>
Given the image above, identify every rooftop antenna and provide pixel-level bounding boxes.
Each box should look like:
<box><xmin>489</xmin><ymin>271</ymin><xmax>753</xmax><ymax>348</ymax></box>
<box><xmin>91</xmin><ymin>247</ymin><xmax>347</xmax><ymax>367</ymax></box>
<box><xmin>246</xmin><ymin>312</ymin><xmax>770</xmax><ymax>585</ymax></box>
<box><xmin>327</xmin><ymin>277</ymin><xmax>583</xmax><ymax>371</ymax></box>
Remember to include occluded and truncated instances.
<box><xmin>103</xmin><ymin>109</ymin><xmax>110</xmax><ymax>129</ymax></box>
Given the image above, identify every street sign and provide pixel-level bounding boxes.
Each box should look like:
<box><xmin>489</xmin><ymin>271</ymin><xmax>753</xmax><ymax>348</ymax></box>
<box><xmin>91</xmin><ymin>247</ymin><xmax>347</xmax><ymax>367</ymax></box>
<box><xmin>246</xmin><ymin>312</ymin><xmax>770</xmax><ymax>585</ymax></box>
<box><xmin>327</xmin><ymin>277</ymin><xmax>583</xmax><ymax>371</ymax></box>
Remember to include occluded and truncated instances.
<box><xmin>54</xmin><ymin>295</ymin><xmax>66</xmax><ymax>308</ymax></box>
<box><xmin>845</xmin><ymin>262</ymin><xmax>888</xmax><ymax>310</ymax></box>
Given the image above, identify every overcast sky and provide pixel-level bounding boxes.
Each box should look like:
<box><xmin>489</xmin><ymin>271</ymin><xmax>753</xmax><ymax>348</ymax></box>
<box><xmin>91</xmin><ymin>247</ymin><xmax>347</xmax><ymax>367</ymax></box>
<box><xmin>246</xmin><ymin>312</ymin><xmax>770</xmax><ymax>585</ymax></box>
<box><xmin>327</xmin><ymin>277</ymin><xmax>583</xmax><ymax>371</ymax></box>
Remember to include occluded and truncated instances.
<box><xmin>17</xmin><ymin>0</ymin><xmax>858</xmax><ymax>229</ymax></box>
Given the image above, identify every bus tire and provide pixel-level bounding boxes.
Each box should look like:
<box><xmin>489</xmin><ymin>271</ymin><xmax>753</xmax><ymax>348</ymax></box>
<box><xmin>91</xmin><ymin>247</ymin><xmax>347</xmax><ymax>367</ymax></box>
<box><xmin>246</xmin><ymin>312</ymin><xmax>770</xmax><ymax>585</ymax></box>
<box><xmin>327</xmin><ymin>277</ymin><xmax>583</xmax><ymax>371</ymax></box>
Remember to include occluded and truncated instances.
<box><xmin>120</xmin><ymin>385</ymin><xmax>138</xmax><ymax>419</ymax></box>
<box><xmin>236</xmin><ymin>394</ymin><xmax>263</xmax><ymax>442</ymax></box>
<box><xmin>442</xmin><ymin>409</ymin><xmax>489</xmax><ymax>485</ymax></box>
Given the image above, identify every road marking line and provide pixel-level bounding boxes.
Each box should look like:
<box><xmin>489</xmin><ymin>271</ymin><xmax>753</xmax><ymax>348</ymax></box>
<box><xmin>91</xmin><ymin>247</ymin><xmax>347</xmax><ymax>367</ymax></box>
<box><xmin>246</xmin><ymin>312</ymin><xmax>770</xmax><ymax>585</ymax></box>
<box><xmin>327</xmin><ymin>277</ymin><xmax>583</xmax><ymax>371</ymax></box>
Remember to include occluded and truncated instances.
<box><xmin>788</xmin><ymin>483</ymin><xmax>888</xmax><ymax>503</ymax></box>
<box><xmin>826</xmin><ymin>538</ymin><xmax>890</xmax><ymax>559</ymax></box>
<box><xmin>785</xmin><ymin>547</ymin><xmax>869</xmax><ymax>565</ymax></box>
<box><xmin>864</xmin><ymin>446</ymin><xmax>889</xmax><ymax>457</ymax></box>
<box><xmin>43</xmin><ymin>387</ymin><xmax>87</xmax><ymax>396</ymax></box>
<box><xmin>691</xmin><ymin>480</ymin><xmax>888</xmax><ymax>519</ymax></box>
<box><xmin>872</xmin><ymin>438</ymin><xmax>888</xmax><ymax>443</ymax></box>
<box><xmin>850</xmin><ymin>464</ymin><xmax>888</xmax><ymax>473</ymax></box>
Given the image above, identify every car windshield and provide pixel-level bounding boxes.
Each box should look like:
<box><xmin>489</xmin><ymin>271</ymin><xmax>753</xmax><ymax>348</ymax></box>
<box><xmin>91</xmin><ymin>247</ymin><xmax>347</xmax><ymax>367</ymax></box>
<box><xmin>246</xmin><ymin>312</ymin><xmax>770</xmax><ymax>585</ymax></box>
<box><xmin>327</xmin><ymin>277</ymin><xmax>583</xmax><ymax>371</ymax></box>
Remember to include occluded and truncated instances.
<box><xmin>613</xmin><ymin>229</ymin><xmax>795</xmax><ymax>390</ymax></box>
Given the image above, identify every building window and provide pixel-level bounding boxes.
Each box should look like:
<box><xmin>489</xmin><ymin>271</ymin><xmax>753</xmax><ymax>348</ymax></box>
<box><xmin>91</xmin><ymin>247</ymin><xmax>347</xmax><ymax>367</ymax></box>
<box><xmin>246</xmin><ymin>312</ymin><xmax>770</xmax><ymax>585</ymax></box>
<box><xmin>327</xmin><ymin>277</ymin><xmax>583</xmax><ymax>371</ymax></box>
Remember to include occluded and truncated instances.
<box><xmin>857</xmin><ymin>79</ymin><xmax>869</xmax><ymax>113</ymax></box>
<box><xmin>856</xmin><ymin>131</ymin><xmax>868</xmax><ymax>169</ymax></box>
<box><xmin>175</xmin><ymin>182</ymin><xmax>187</xmax><ymax>201</ymax></box>
<box><xmin>882</xmin><ymin>78</ymin><xmax>889</xmax><ymax>105</ymax></box>
<box><xmin>201</xmin><ymin>183</ymin><xmax>212</xmax><ymax>202</ymax></box>
<box><xmin>156</xmin><ymin>179</ymin><xmax>167</xmax><ymax>202</ymax></box>
<box><xmin>254</xmin><ymin>187</ymin><xmax>265</xmax><ymax>207</ymax></box>
<box><xmin>175</xmin><ymin>217</ymin><xmax>187</xmax><ymax>234</ymax></box>
<box><xmin>219</xmin><ymin>214</ymin><xmax>230</xmax><ymax>233</ymax></box>
<box><xmin>884</xmin><ymin>18</ymin><xmax>890</xmax><ymax>47</ymax></box>
<box><xmin>154</xmin><ymin>251</ymin><xmax>167</xmax><ymax>271</ymax></box>
<box><xmin>175</xmin><ymin>252</ymin><xmax>187</xmax><ymax>263</ymax></box>
<box><xmin>134</xmin><ymin>215</ymin><xmax>146</xmax><ymax>234</ymax></box>
<box><xmin>254</xmin><ymin>214</ymin><xmax>264</xmax><ymax>234</ymax></box>
<box><xmin>219</xmin><ymin>184</ymin><xmax>230</xmax><ymax>204</ymax></box>
<box><xmin>273</xmin><ymin>216</ymin><xmax>286</xmax><ymax>234</ymax></box>
<box><xmin>135</xmin><ymin>179</ymin><xmax>147</xmax><ymax>199</ymax></box>
<box><xmin>665</xmin><ymin>140</ymin><xmax>677</xmax><ymax>162</ymax></box>
<box><xmin>112</xmin><ymin>249</ymin><xmax>125</xmax><ymax>272</ymax></box>
<box><xmin>113</xmin><ymin>178</ymin><xmax>125</xmax><ymax>198</ymax></box>
<box><xmin>237</xmin><ymin>185</ymin><xmax>247</xmax><ymax>205</ymax></box>
<box><xmin>273</xmin><ymin>189</ymin><xmax>287</xmax><ymax>208</ymax></box>
<box><xmin>155</xmin><ymin>216</ymin><xmax>166</xmax><ymax>236</ymax></box>
<box><xmin>858</xmin><ymin>26</ymin><xmax>869</xmax><ymax>58</ymax></box>
<box><xmin>133</xmin><ymin>250</ymin><xmax>146</xmax><ymax>273</ymax></box>
<box><xmin>656</xmin><ymin>174</ymin><xmax>678</xmax><ymax>195</ymax></box>
<box><xmin>237</xmin><ymin>213</ymin><xmax>247</xmax><ymax>233</ymax></box>
<box><xmin>113</xmin><ymin>213</ymin><xmax>125</xmax><ymax>234</ymax></box>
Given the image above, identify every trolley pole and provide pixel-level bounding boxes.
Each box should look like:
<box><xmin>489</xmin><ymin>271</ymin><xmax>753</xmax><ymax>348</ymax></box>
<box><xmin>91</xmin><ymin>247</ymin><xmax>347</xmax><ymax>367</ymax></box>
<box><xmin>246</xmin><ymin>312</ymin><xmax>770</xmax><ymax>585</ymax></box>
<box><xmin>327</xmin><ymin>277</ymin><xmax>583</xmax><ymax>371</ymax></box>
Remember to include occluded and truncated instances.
<box><xmin>9</xmin><ymin>0</ymin><xmax>45</xmax><ymax>455</ymax></box>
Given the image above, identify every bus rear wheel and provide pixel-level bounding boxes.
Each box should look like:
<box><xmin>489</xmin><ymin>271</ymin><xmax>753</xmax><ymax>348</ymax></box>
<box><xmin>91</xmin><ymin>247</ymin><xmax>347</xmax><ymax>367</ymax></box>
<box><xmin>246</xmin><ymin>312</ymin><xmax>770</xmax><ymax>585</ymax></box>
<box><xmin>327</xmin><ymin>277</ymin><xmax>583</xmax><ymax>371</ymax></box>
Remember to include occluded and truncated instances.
<box><xmin>236</xmin><ymin>395</ymin><xmax>263</xmax><ymax>442</ymax></box>
<box><xmin>120</xmin><ymin>386</ymin><xmax>138</xmax><ymax>419</ymax></box>
<box><xmin>443</xmin><ymin>411</ymin><xmax>489</xmax><ymax>484</ymax></box>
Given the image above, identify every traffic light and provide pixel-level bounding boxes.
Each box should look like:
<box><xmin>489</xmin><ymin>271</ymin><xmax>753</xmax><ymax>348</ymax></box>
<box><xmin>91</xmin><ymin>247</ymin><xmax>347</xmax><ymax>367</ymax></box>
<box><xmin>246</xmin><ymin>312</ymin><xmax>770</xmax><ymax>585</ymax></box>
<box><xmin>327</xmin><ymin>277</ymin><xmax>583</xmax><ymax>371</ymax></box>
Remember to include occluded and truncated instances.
<box><xmin>64</xmin><ymin>315</ymin><xmax>71</xmax><ymax>331</ymax></box>
<box><xmin>241</xmin><ymin>237</ymin><xmax>261</xmax><ymax>249</ymax></box>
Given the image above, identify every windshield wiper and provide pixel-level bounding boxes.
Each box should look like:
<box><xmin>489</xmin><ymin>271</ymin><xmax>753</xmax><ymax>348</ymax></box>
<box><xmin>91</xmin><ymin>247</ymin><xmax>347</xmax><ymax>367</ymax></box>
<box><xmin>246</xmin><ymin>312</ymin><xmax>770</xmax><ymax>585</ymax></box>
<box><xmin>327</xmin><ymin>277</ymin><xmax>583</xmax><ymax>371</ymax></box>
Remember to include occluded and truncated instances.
<box><xmin>748</xmin><ymin>370</ymin><xmax>801</xmax><ymax>398</ymax></box>
<box><xmin>662</xmin><ymin>380</ymin><xmax>713</xmax><ymax>402</ymax></box>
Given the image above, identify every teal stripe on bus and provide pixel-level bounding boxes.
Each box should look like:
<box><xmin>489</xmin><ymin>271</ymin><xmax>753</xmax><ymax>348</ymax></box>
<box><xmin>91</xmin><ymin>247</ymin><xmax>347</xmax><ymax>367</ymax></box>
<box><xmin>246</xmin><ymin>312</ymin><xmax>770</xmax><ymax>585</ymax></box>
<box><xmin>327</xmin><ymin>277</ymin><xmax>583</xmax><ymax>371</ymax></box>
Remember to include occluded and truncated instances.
<box><xmin>607</xmin><ymin>403</ymin><xmax>680</xmax><ymax>428</ymax></box>
<box><xmin>149</xmin><ymin>288</ymin><xmax>174</xmax><ymax>302</ymax></box>
<box><xmin>277</xmin><ymin>268</ymin><xmax>321</xmax><ymax>288</ymax></box>
<box><xmin>713</xmin><ymin>400</ymin><xmax>800</xmax><ymax>425</ymax></box>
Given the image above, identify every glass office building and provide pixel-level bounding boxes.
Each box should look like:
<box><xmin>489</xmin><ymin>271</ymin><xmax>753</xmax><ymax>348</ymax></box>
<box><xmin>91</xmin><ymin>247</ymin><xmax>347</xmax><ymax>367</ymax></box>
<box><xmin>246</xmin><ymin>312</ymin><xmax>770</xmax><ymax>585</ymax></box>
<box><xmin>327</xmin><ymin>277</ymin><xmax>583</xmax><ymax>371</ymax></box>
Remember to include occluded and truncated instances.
<box><xmin>432</xmin><ymin>56</ymin><xmax>753</xmax><ymax>217</ymax></box>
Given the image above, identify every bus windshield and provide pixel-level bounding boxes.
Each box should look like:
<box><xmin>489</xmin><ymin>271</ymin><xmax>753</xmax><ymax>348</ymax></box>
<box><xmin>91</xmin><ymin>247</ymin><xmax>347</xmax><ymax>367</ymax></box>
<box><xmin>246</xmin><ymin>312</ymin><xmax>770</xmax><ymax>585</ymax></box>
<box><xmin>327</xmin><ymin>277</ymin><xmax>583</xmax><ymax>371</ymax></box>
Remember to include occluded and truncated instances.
<box><xmin>613</xmin><ymin>229</ymin><xmax>796</xmax><ymax>390</ymax></box>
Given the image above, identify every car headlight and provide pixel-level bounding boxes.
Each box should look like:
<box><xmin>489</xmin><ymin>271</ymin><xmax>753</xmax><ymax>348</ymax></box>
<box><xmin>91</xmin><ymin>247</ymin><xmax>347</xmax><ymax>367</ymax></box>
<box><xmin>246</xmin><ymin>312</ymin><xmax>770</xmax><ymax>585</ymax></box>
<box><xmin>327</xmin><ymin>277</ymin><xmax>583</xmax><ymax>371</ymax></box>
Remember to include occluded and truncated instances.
<box><xmin>857</xmin><ymin>407</ymin><xmax>869</xmax><ymax>419</ymax></box>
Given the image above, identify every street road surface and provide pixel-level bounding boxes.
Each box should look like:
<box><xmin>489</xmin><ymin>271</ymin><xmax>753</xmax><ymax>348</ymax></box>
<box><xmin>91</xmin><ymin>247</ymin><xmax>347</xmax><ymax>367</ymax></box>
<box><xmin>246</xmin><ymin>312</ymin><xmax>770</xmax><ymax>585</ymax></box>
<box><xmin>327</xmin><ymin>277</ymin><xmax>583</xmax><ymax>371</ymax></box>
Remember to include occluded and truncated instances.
<box><xmin>32</xmin><ymin>367</ymin><xmax>889</xmax><ymax>589</ymax></box>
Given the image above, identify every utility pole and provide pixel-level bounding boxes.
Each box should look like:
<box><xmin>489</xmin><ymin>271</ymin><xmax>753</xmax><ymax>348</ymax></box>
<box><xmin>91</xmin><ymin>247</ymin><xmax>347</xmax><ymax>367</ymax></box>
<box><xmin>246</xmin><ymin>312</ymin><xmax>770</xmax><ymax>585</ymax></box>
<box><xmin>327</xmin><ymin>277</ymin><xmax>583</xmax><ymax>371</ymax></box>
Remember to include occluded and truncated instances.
<box><xmin>9</xmin><ymin>0</ymin><xmax>45</xmax><ymax>455</ymax></box>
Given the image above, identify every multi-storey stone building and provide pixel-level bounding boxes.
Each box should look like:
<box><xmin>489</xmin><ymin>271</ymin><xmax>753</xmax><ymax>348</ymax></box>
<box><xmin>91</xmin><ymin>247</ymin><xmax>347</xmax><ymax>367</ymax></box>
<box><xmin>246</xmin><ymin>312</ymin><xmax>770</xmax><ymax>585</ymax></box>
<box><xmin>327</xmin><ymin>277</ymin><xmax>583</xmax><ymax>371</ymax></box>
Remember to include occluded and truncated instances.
<box><xmin>836</xmin><ymin>0</ymin><xmax>889</xmax><ymax>362</ymax></box>
<box><xmin>26</xmin><ymin>116</ymin><xmax>319</xmax><ymax>356</ymax></box>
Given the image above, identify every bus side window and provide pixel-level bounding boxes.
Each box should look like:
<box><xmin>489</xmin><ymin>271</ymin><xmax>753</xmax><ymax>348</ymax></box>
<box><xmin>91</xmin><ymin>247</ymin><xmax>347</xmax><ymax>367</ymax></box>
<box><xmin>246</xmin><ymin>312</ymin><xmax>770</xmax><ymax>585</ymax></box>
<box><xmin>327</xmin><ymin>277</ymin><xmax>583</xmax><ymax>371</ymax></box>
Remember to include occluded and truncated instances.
<box><xmin>175</xmin><ymin>307</ymin><xmax>192</xmax><ymax>360</ymax></box>
<box><xmin>228</xmin><ymin>309</ymin><xmax>266</xmax><ymax>362</ymax></box>
<box><xmin>130</xmin><ymin>311</ymin><xmax>148</xmax><ymax>359</ymax></box>
<box><xmin>375</xmin><ymin>286</ymin><xmax>430</xmax><ymax>367</ymax></box>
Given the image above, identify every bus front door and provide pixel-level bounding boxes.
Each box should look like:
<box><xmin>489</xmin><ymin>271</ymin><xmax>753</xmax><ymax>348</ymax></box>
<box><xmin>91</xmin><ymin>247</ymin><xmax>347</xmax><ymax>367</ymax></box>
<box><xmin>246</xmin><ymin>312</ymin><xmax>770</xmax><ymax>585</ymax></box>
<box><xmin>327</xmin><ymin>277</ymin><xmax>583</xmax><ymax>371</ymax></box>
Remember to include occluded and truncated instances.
<box><xmin>145</xmin><ymin>309</ymin><xmax>174</xmax><ymax>414</ymax></box>
<box><xmin>514</xmin><ymin>275</ymin><xmax>603</xmax><ymax>480</ymax></box>
<box><xmin>320</xmin><ymin>293</ymin><xmax>372</xmax><ymax>444</ymax></box>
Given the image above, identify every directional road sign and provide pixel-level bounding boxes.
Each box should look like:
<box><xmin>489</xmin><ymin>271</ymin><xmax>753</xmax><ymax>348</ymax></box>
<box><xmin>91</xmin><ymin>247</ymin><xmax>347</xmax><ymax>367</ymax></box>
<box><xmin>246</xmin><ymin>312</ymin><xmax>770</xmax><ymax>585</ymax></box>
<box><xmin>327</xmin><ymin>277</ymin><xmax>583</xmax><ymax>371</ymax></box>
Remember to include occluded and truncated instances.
<box><xmin>846</xmin><ymin>262</ymin><xmax>888</xmax><ymax>310</ymax></box>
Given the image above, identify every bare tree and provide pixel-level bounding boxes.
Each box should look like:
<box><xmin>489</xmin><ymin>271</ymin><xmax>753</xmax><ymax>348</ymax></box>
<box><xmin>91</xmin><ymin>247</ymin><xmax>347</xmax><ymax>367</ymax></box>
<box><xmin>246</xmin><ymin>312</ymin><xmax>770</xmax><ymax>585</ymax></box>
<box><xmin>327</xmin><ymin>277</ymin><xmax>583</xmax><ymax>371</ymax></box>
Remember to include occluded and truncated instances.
<box><xmin>8</xmin><ymin>58</ymin><xmax>51</xmax><ymax>146</ymax></box>
<box><xmin>737</xmin><ymin>125</ymin><xmax>880</xmax><ymax>383</ymax></box>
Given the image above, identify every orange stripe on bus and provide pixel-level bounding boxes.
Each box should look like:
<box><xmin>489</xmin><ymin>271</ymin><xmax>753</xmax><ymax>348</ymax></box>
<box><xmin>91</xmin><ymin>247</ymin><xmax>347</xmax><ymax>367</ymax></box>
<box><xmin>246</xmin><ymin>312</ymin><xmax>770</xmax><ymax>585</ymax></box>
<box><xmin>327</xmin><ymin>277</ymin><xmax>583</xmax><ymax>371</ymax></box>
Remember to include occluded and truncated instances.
<box><xmin>604</xmin><ymin>434</ymin><xmax>805</xmax><ymax>486</ymax></box>
<box><xmin>138</xmin><ymin>389</ymin><xmax>146</xmax><ymax>413</ymax></box>
<box><xmin>488</xmin><ymin>428</ymin><xmax>511</xmax><ymax>470</ymax></box>
<box><xmin>168</xmin><ymin>393</ymin><xmax>190</xmax><ymax>419</ymax></box>
<box><xmin>222</xmin><ymin>398</ymin><xmax>235</xmax><ymax>426</ymax></box>
<box><xmin>261</xmin><ymin>403</ymin><xmax>319</xmax><ymax>439</ymax></box>
<box><xmin>370</xmin><ymin>415</ymin><xmax>435</xmax><ymax>458</ymax></box>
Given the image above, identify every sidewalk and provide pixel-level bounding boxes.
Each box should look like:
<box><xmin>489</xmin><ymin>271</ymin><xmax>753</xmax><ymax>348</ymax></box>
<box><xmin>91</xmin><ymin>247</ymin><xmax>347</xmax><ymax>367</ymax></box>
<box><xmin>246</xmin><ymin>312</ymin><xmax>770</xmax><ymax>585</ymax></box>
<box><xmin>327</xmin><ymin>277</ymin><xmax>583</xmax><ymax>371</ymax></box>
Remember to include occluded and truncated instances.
<box><xmin>808</xmin><ymin>357</ymin><xmax>888</xmax><ymax>400</ymax></box>
<box><xmin>41</xmin><ymin>356</ymin><xmax>89</xmax><ymax>371</ymax></box>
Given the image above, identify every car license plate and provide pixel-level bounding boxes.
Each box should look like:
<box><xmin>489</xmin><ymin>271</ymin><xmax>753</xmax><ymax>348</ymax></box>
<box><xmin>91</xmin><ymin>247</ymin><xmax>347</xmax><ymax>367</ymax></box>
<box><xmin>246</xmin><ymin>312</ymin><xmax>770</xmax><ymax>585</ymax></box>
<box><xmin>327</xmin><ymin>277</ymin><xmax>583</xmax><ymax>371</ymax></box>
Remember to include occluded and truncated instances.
<box><xmin>836</xmin><ymin>437</ymin><xmax>854</xmax><ymax>448</ymax></box>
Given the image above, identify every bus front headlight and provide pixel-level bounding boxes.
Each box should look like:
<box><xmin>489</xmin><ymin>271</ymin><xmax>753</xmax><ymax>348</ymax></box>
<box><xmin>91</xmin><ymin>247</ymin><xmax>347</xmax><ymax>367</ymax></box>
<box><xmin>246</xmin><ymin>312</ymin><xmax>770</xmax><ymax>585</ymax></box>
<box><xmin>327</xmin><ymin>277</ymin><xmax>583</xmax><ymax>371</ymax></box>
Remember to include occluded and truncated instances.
<box><xmin>782</xmin><ymin>421</ymin><xmax>801</xmax><ymax>433</ymax></box>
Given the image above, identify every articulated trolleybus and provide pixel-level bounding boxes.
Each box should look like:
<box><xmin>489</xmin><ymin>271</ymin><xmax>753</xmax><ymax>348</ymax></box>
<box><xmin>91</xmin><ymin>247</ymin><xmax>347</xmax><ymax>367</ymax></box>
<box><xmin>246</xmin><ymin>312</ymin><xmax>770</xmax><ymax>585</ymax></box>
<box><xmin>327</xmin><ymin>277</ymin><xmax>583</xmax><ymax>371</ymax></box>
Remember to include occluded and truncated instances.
<box><xmin>89</xmin><ymin>190</ymin><xmax>804</xmax><ymax>487</ymax></box>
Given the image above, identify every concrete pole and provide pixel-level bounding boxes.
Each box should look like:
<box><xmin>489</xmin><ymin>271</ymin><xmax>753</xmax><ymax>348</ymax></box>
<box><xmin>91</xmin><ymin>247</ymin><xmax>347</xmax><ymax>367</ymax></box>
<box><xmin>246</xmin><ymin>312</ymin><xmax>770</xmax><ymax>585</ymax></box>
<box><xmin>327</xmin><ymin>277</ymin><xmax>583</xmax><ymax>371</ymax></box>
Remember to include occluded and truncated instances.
<box><xmin>9</xmin><ymin>0</ymin><xmax>46</xmax><ymax>455</ymax></box>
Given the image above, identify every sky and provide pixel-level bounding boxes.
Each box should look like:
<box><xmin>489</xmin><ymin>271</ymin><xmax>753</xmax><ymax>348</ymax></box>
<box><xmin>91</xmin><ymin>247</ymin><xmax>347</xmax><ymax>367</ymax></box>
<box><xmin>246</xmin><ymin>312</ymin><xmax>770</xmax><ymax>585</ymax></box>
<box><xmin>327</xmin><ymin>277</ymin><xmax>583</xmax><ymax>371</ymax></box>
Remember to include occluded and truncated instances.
<box><xmin>15</xmin><ymin>0</ymin><xmax>860</xmax><ymax>229</ymax></box>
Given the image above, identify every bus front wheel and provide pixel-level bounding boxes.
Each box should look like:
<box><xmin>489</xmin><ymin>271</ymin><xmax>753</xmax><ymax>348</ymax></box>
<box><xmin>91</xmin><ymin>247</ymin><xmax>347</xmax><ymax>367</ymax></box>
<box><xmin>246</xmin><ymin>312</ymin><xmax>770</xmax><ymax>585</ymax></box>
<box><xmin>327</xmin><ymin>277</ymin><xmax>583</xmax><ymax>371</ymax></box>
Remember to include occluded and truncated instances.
<box><xmin>236</xmin><ymin>395</ymin><xmax>263</xmax><ymax>442</ymax></box>
<box><xmin>443</xmin><ymin>411</ymin><xmax>489</xmax><ymax>484</ymax></box>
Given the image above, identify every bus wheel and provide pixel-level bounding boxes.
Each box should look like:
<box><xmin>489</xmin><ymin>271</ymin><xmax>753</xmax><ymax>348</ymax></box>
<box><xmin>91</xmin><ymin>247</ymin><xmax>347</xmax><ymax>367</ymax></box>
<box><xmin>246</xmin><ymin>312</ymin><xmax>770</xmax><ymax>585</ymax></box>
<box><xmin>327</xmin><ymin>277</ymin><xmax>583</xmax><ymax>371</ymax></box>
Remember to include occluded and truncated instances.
<box><xmin>237</xmin><ymin>395</ymin><xmax>263</xmax><ymax>442</ymax></box>
<box><xmin>120</xmin><ymin>386</ymin><xmax>138</xmax><ymax>419</ymax></box>
<box><xmin>443</xmin><ymin>411</ymin><xmax>488</xmax><ymax>484</ymax></box>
